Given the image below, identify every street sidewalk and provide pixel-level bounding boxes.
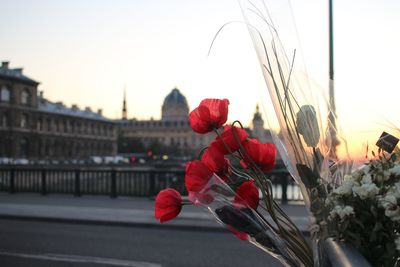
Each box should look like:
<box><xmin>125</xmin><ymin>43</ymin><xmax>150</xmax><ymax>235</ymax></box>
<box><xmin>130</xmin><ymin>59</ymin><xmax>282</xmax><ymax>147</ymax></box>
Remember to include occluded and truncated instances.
<box><xmin>0</xmin><ymin>192</ymin><xmax>310</xmax><ymax>233</ymax></box>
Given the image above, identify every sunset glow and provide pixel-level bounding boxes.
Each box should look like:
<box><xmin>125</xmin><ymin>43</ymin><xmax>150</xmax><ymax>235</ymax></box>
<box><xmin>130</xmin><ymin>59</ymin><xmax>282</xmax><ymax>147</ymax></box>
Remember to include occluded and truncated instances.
<box><xmin>1</xmin><ymin>0</ymin><xmax>399</xmax><ymax>160</ymax></box>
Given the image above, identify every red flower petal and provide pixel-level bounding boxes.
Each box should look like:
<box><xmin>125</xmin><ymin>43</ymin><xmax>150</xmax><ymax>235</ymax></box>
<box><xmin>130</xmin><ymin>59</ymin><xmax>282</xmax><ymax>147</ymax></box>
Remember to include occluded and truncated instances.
<box><xmin>188</xmin><ymin>98</ymin><xmax>229</xmax><ymax>134</ymax></box>
<box><xmin>185</xmin><ymin>160</ymin><xmax>213</xmax><ymax>192</ymax></box>
<box><xmin>201</xmin><ymin>146</ymin><xmax>230</xmax><ymax>179</ymax></box>
<box><xmin>234</xmin><ymin>180</ymin><xmax>259</xmax><ymax>210</ymax></box>
<box><xmin>242</xmin><ymin>139</ymin><xmax>276</xmax><ymax>172</ymax></box>
<box><xmin>188</xmin><ymin>191</ymin><xmax>214</xmax><ymax>205</ymax></box>
<box><xmin>154</xmin><ymin>188</ymin><xmax>182</xmax><ymax>223</ymax></box>
<box><xmin>227</xmin><ymin>225</ymin><xmax>249</xmax><ymax>241</ymax></box>
<box><xmin>200</xmin><ymin>99</ymin><xmax>229</xmax><ymax>127</ymax></box>
<box><xmin>211</xmin><ymin>125</ymin><xmax>249</xmax><ymax>155</ymax></box>
<box><xmin>188</xmin><ymin>106</ymin><xmax>211</xmax><ymax>134</ymax></box>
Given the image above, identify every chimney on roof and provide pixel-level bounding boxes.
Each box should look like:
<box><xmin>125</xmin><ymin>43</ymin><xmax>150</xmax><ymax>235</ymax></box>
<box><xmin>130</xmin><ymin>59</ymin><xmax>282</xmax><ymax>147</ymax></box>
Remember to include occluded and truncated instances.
<box><xmin>71</xmin><ymin>104</ymin><xmax>79</xmax><ymax>110</ymax></box>
<box><xmin>85</xmin><ymin>107</ymin><xmax>92</xmax><ymax>112</ymax></box>
<box><xmin>1</xmin><ymin>61</ymin><xmax>9</xmax><ymax>69</ymax></box>
<box><xmin>97</xmin><ymin>109</ymin><xmax>102</xmax><ymax>115</ymax></box>
<box><xmin>39</xmin><ymin>91</ymin><xmax>44</xmax><ymax>99</ymax></box>
<box><xmin>56</xmin><ymin>101</ymin><xmax>64</xmax><ymax>108</ymax></box>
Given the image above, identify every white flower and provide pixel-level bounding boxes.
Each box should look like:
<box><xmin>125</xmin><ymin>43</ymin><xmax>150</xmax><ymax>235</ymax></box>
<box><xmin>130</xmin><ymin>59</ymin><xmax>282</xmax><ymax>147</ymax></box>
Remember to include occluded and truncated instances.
<box><xmin>351</xmin><ymin>169</ymin><xmax>364</xmax><ymax>182</ymax></box>
<box><xmin>379</xmin><ymin>193</ymin><xmax>398</xmax><ymax>209</ymax></box>
<box><xmin>333</xmin><ymin>179</ymin><xmax>357</xmax><ymax>196</ymax></box>
<box><xmin>383</xmin><ymin>170</ymin><xmax>391</xmax><ymax>181</ymax></box>
<box><xmin>389</xmin><ymin>165</ymin><xmax>400</xmax><ymax>176</ymax></box>
<box><xmin>296</xmin><ymin>105</ymin><xmax>320</xmax><ymax>147</ymax></box>
<box><xmin>342</xmin><ymin>206</ymin><xmax>354</xmax><ymax>217</ymax></box>
<box><xmin>330</xmin><ymin>205</ymin><xmax>354</xmax><ymax>220</ymax></box>
<box><xmin>361</xmin><ymin>165</ymin><xmax>371</xmax><ymax>175</ymax></box>
<box><xmin>352</xmin><ymin>183</ymin><xmax>379</xmax><ymax>200</ymax></box>
<box><xmin>385</xmin><ymin>206</ymin><xmax>400</xmax><ymax>221</ymax></box>
<box><xmin>343</xmin><ymin>174</ymin><xmax>356</xmax><ymax>182</ymax></box>
<box><xmin>391</xmin><ymin>182</ymin><xmax>400</xmax><ymax>198</ymax></box>
<box><xmin>361</xmin><ymin>174</ymin><xmax>372</xmax><ymax>184</ymax></box>
<box><xmin>395</xmin><ymin>237</ymin><xmax>400</xmax><ymax>251</ymax></box>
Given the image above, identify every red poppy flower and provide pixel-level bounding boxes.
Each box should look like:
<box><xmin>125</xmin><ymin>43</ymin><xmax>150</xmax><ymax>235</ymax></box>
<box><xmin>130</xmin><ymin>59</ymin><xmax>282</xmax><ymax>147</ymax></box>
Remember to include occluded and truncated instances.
<box><xmin>201</xmin><ymin>146</ymin><xmax>230</xmax><ymax>182</ymax></box>
<box><xmin>242</xmin><ymin>139</ymin><xmax>276</xmax><ymax>172</ymax></box>
<box><xmin>189</xmin><ymin>98</ymin><xmax>229</xmax><ymax>134</ymax></box>
<box><xmin>185</xmin><ymin>160</ymin><xmax>213</xmax><ymax>192</ymax></box>
<box><xmin>211</xmin><ymin>125</ymin><xmax>249</xmax><ymax>155</ymax></box>
<box><xmin>234</xmin><ymin>180</ymin><xmax>260</xmax><ymax>210</ymax></box>
<box><xmin>154</xmin><ymin>188</ymin><xmax>182</xmax><ymax>223</ymax></box>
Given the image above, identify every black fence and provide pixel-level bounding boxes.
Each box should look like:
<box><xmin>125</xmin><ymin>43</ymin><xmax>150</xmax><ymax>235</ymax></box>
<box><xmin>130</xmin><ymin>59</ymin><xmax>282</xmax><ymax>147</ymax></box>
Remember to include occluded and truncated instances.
<box><xmin>0</xmin><ymin>167</ymin><xmax>303</xmax><ymax>203</ymax></box>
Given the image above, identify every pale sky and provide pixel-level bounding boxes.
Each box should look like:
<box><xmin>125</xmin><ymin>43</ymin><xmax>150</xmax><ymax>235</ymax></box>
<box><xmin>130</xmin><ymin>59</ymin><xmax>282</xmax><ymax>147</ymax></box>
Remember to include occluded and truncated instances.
<box><xmin>1</xmin><ymin>0</ymin><xmax>400</xmax><ymax>159</ymax></box>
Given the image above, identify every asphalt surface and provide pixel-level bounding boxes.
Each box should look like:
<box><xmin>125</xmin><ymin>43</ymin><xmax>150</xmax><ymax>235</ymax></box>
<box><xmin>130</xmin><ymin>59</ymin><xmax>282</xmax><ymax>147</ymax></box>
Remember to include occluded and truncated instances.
<box><xmin>0</xmin><ymin>218</ymin><xmax>284</xmax><ymax>267</ymax></box>
<box><xmin>0</xmin><ymin>193</ymin><xmax>310</xmax><ymax>267</ymax></box>
<box><xmin>0</xmin><ymin>193</ymin><xmax>309</xmax><ymax>232</ymax></box>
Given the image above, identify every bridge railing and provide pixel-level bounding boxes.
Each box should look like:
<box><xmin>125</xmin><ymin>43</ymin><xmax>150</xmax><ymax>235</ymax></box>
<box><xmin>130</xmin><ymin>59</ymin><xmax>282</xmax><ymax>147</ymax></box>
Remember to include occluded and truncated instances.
<box><xmin>0</xmin><ymin>166</ymin><xmax>303</xmax><ymax>202</ymax></box>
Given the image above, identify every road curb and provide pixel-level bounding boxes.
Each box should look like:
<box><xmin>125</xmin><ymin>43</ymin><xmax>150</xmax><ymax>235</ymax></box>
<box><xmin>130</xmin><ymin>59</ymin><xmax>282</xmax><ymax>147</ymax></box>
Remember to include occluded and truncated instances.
<box><xmin>0</xmin><ymin>214</ymin><xmax>310</xmax><ymax>236</ymax></box>
<box><xmin>0</xmin><ymin>214</ymin><xmax>227</xmax><ymax>233</ymax></box>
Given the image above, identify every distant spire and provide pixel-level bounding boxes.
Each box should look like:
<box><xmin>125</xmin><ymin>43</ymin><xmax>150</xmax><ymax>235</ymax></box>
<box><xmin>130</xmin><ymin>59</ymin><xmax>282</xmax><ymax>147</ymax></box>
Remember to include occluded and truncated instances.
<box><xmin>122</xmin><ymin>86</ymin><xmax>127</xmax><ymax>120</ymax></box>
<box><xmin>253</xmin><ymin>103</ymin><xmax>262</xmax><ymax>121</ymax></box>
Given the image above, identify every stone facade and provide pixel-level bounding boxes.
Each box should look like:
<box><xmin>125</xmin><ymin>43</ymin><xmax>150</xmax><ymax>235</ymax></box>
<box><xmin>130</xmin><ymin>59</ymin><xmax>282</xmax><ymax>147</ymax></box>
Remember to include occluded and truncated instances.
<box><xmin>0</xmin><ymin>61</ymin><xmax>117</xmax><ymax>159</ymax></box>
<box><xmin>119</xmin><ymin>88</ymin><xmax>215</xmax><ymax>156</ymax></box>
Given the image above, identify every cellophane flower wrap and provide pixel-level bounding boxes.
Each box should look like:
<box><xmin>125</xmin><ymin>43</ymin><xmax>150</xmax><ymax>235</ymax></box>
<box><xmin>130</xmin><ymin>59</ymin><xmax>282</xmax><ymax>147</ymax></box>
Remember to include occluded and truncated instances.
<box><xmin>239</xmin><ymin>0</ymin><xmax>345</xmax><ymax>236</ymax></box>
<box><xmin>155</xmin><ymin>98</ymin><xmax>313</xmax><ymax>267</ymax></box>
<box><xmin>239</xmin><ymin>0</ymin><xmax>399</xmax><ymax>266</ymax></box>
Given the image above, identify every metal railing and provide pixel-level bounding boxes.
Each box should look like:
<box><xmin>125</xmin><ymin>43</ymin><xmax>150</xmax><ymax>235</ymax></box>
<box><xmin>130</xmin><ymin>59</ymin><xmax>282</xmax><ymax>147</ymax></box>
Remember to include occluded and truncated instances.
<box><xmin>0</xmin><ymin>166</ymin><xmax>303</xmax><ymax>202</ymax></box>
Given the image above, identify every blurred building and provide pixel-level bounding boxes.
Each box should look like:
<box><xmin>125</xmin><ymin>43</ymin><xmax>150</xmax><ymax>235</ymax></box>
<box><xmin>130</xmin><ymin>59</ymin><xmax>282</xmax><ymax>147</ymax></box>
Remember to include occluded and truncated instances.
<box><xmin>250</xmin><ymin>104</ymin><xmax>273</xmax><ymax>143</ymax></box>
<box><xmin>118</xmin><ymin>88</ymin><xmax>273</xmax><ymax>156</ymax></box>
<box><xmin>118</xmin><ymin>88</ymin><xmax>215</xmax><ymax>156</ymax></box>
<box><xmin>0</xmin><ymin>61</ymin><xmax>117</xmax><ymax>159</ymax></box>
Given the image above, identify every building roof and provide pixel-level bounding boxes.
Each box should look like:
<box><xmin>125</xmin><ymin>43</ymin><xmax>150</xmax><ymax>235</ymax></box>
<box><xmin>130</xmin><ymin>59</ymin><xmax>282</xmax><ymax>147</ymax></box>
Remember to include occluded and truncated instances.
<box><xmin>163</xmin><ymin>88</ymin><xmax>188</xmax><ymax>108</ymax></box>
<box><xmin>253</xmin><ymin>104</ymin><xmax>263</xmax><ymax>121</ymax></box>
<box><xmin>38</xmin><ymin>98</ymin><xmax>112</xmax><ymax>122</ymax></box>
<box><xmin>0</xmin><ymin>61</ymin><xmax>39</xmax><ymax>85</ymax></box>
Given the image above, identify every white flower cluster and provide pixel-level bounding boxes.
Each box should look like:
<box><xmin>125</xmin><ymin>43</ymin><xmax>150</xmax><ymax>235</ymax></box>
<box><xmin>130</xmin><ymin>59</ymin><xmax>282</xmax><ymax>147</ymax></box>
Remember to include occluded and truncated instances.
<box><xmin>329</xmin><ymin>205</ymin><xmax>354</xmax><ymax>220</ymax></box>
<box><xmin>330</xmin><ymin>159</ymin><xmax>400</xmax><ymax>222</ymax></box>
<box><xmin>332</xmin><ymin>175</ymin><xmax>356</xmax><ymax>196</ymax></box>
<box><xmin>377</xmin><ymin>181</ymin><xmax>400</xmax><ymax>222</ymax></box>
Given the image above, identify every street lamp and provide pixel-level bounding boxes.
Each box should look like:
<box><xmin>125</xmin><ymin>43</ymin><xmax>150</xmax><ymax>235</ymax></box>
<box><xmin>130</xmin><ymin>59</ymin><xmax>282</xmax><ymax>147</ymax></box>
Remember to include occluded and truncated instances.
<box><xmin>328</xmin><ymin>0</ymin><xmax>340</xmax><ymax>160</ymax></box>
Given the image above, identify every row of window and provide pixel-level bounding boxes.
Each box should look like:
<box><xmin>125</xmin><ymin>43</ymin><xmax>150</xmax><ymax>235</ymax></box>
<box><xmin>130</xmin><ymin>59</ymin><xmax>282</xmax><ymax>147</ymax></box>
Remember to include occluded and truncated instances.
<box><xmin>141</xmin><ymin>134</ymin><xmax>210</xmax><ymax>147</ymax></box>
<box><xmin>0</xmin><ymin>138</ymin><xmax>113</xmax><ymax>158</ymax></box>
<box><xmin>36</xmin><ymin>117</ymin><xmax>115</xmax><ymax>136</ymax></box>
<box><xmin>122</xmin><ymin>119</ymin><xmax>190</xmax><ymax>128</ymax></box>
<box><xmin>1</xmin><ymin>86</ymin><xmax>32</xmax><ymax>105</ymax></box>
<box><xmin>0</xmin><ymin>112</ymin><xmax>115</xmax><ymax>137</ymax></box>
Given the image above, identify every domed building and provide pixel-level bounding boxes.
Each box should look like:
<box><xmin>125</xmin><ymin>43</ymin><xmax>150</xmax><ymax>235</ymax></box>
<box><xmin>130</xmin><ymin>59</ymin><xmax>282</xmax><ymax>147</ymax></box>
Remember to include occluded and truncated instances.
<box><xmin>161</xmin><ymin>88</ymin><xmax>189</xmax><ymax>121</ymax></box>
<box><xmin>118</xmin><ymin>88</ymin><xmax>215</xmax><ymax>156</ymax></box>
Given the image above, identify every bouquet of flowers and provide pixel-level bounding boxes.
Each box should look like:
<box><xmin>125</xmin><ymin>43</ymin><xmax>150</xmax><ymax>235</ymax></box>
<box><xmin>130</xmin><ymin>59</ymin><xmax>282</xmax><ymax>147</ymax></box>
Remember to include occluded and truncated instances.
<box><xmin>238</xmin><ymin>0</ymin><xmax>400</xmax><ymax>266</ymax></box>
<box><xmin>155</xmin><ymin>98</ymin><xmax>313</xmax><ymax>267</ymax></box>
<box><xmin>155</xmin><ymin>0</ymin><xmax>400</xmax><ymax>266</ymax></box>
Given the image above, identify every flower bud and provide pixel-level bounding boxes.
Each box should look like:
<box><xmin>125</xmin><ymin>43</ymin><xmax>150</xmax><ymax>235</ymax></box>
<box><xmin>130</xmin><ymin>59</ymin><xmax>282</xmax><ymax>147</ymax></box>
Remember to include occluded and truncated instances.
<box><xmin>296</xmin><ymin>105</ymin><xmax>320</xmax><ymax>147</ymax></box>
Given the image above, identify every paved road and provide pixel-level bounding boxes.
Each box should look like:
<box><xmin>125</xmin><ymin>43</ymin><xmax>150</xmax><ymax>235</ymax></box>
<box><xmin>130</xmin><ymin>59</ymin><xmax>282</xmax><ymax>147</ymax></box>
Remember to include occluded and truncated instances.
<box><xmin>0</xmin><ymin>193</ymin><xmax>309</xmax><ymax>232</ymax></box>
<box><xmin>0</xmin><ymin>218</ymin><xmax>284</xmax><ymax>267</ymax></box>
